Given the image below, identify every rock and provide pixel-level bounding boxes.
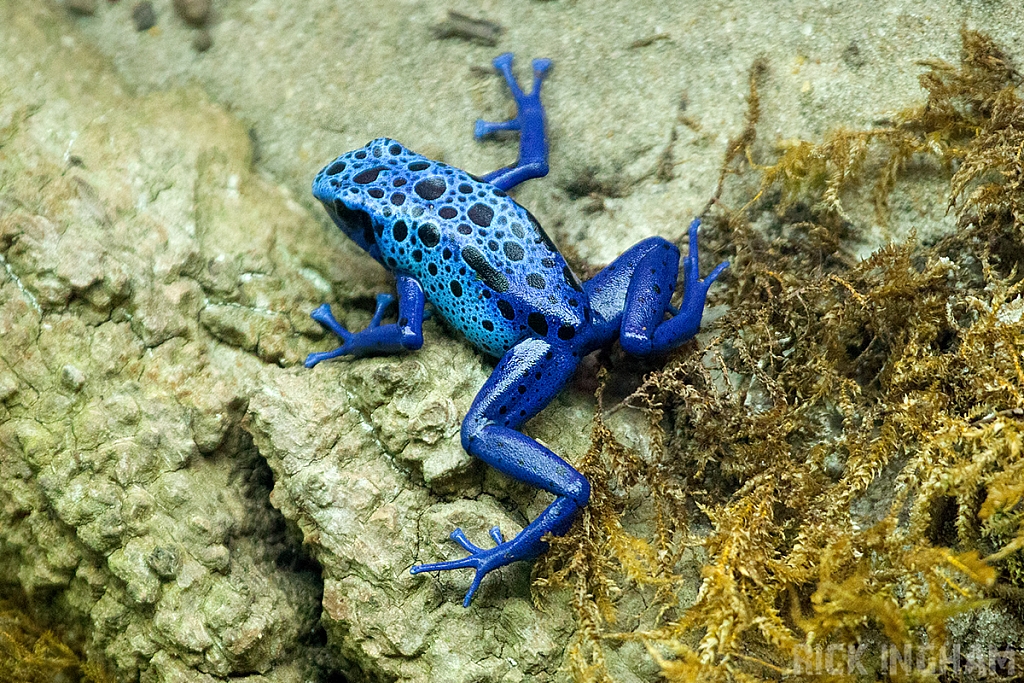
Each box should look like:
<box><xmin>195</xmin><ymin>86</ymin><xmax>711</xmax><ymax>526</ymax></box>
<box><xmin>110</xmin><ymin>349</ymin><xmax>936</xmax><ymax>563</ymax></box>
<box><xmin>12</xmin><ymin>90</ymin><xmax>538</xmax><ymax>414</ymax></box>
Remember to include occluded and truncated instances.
<box><xmin>0</xmin><ymin>2</ymin><xmax>332</xmax><ymax>680</ymax></box>
<box><xmin>173</xmin><ymin>0</ymin><xmax>211</xmax><ymax>27</ymax></box>
<box><xmin>193</xmin><ymin>29</ymin><xmax>212</xmax><ymax>52</ymax></box>
<box><xmin>0</xmin><ymin>3</ymin><xmax>594</xmax><ymax>680</ymax></box>
<box><xmin>20</xmin><ymin>0</ymin><xmax>1012</xmax><ymax>677</ymax></box>
<box><xmin>131</xmin><ymin>1</ymin><xmax>155</xmax><ymax>31</ymax></box>
<box><xmin>66</xmin><ymin>0</ymin><xmax>98</xmax><ymax>16</ymax></box>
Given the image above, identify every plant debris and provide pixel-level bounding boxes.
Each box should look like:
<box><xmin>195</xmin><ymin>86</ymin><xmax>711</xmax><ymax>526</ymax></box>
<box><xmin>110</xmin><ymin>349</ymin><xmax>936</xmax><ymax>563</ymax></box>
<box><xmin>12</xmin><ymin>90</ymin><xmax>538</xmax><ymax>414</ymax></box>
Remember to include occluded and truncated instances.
<box><xmin>431</xmin><ymin>11</ymin><xmax>504</xmax><ymax>47</ymax></box>
<box><xmin>0</xmin><ymin>593</ymin><xmax>112</xmax><ymax>683</ymax></box>
<box><xmin>537</xmin><ymin>30</ymin><xmax>1024</xmax><ymax>681</ymax></box>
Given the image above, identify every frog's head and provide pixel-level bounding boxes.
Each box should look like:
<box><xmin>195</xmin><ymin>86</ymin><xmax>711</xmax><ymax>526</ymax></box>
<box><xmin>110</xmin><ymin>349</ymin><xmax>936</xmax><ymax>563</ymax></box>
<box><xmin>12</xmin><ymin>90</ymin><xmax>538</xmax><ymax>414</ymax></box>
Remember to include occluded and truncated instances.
<box><xmin>312</xmin><ymin>148</ymin><xmax>379</xmax><ymax>259</ymax></box>
<box><xmin>313</xmin><ymin>138</ymin><xmax>419</xmax><ymax>260</ymax></box>
<box><xmin>314</xmin><ymin>183</ymin><xmax>377</xmax><ymax>257</ymax></box>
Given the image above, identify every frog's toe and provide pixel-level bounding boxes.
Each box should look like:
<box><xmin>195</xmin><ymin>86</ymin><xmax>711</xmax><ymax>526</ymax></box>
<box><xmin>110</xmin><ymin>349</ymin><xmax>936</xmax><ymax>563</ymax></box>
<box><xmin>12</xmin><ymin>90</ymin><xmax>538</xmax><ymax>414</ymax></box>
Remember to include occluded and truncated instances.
<box><xmin>374</xmin><ymin>293</ymin><xmax>396</xmax><ymax>307</ymax></box>
<box><xmin>309</xmin><ymin>302</ymin><xmax>332</xmax><ymax>324</ymax></box>
<box><xmin>411</xmin><ymin>552</ymin><xmax>479</xmax><ymax>576</ymax></box>
<box><xmin>309</xmin><ymin>303</ymin><xmax>351</xmax><ymax>338</ymax></box>
<box><xmin>368</xmin><ymin>293</ymin><xmax>396</xmax><ymax>328</ymax></box>
<box><xmin>704</xmin><ymin>260</ymin><xmax>730</xmax><ymax>287</ymax></box>
<box><xmin>304</xmin><ymin>346</ymin><xmax>349</xmax><ymax>368</ymax></box>
<box><xmin>449</xmin><ymin>527</ymin><xmax>485</xmax><ymax>554</ymax></box>
<box><xmin>474</xmin><ymin>117</ymin><xmax>521</xmax><ymax>139</ymax></box>
<box><xmin>492</xmin><ymin>51</ymin><xmax>515</xmax><ymax>76</ymax></box>
<box><xmin>682</xmin><ymin>219</ymin><xmax>729</xmax><ymax>295</ymax></box>
<box><xmin>306</xmin><ymin>303</ymin><xmax>355</xmax><ymax>367</ymax></box>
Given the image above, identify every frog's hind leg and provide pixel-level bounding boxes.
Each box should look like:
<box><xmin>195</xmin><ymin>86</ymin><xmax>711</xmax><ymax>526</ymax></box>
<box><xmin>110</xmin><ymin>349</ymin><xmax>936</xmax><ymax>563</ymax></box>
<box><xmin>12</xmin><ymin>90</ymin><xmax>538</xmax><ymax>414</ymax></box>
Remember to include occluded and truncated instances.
<box><xmin>475</xmin><ymin>53</ymin><xmax>552</xmax><ymax>192</ymax></box>
<box><xmin>581</xmin><ymin>219</ymin><xmax>728</xmax><ymax>355</ymax></box>
<box><xmin>410</xmin><ymin>337</ymin><xmax>588</xmax><ymax>606</ymax></box>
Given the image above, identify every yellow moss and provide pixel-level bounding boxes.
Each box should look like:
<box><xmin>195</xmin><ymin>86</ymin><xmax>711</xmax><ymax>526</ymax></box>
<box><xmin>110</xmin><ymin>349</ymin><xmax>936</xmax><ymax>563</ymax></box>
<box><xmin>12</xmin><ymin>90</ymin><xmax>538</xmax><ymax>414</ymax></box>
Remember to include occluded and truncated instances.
<box><xmin>0</xmin><ymin>595</ymin><xmax>112</xmax><ymax>683</ymax></box>
<box><xmin>538</xmin><ymin>30</ymin><xmax>1024</xmax><ymax>681</ymax></box>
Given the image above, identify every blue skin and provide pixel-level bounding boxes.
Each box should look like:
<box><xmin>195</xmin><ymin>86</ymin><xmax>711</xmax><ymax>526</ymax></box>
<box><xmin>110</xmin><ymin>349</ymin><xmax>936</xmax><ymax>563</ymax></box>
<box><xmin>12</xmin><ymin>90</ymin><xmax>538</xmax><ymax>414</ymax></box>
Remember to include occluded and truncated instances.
<box><xmin>307</xmin><ymin>53</ymin><xmax>728</xmax><ymax>607</ymax></box>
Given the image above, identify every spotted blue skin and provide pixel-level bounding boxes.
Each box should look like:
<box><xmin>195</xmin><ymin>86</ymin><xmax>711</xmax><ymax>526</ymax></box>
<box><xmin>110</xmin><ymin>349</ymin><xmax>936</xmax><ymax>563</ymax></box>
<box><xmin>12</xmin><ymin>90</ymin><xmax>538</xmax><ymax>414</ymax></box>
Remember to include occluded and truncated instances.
<box><xmin>306</xmin><ymin>53</ymin><xmax>728</xmax><ymax>607</ymax></box>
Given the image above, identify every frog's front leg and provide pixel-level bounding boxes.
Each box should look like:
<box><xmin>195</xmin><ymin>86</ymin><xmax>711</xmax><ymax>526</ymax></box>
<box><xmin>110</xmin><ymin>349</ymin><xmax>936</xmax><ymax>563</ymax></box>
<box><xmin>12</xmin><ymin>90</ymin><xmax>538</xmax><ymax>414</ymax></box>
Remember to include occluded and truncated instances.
<box><xmin>304</xmin><ymin>274</ymin><xmax>425</xmax><ymax>366</ymax></box>
<box><xmin>583</xmin><ymin>218</ymin><xmax>728</xmax><ymax>355</ymax></box>
<box><xmin>411</xmin><ymin>337</ymin><xmax>589</xmax><ymax>606</ymax></box>
<box><xmin>475</xmin><ymin>52</ymin><xmax>552</xmax><ymax>192</ymax></box>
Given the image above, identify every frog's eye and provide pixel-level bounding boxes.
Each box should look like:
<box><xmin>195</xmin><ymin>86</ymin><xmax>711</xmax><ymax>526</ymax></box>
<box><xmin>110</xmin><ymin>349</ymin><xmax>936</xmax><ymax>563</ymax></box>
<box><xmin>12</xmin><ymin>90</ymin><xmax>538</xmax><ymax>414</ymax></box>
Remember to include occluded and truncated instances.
<box><xmin>332</xmin><ymin>200</ymin><xmax>374</xmax><ymax>243</ymax></box>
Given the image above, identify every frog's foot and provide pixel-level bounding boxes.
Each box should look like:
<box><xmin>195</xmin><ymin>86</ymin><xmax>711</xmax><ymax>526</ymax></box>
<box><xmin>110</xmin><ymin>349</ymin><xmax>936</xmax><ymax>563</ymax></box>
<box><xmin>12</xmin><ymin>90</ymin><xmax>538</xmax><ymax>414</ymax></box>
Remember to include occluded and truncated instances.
<box><xmin>675</xmin><ymin>218</ymin><xmax>729</xmax><ymax>329</ymax></box>
<box><xmin>476</xmin><ymin>53</ymin><xmax>552</xmax><ymax>192</ymax></box>
<box><xmin>411</xmin><ymin>496</ymin><xmax>579</xmax><ymax>607</ymax></box>
<box><xmin>410</xmin><ymin>526</ymin><xmax>511</xmax><ymax>608</ymax></box>
<box><xmin>474</xmin><ymin>53</ymin><xmax>551</xmax><ymax>139</ymax></box>
<box><xmin>304</xmin><ymin>292</ymin><xmax>402</xmax><ymax>367</ymax></box>
<box><xmin>584</xmin><ymin>220</ymin><xmax>728</xmax><ymax>356</ymax></box>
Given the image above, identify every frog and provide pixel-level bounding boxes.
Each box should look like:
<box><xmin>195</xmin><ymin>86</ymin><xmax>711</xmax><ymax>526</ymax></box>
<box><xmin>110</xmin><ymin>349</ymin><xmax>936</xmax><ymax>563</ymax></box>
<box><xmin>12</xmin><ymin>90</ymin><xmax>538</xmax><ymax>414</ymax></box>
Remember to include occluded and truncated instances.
<box><xmin>306</xmin><ymin>53</ymin><xmax>728</xmax><ymax>607</ymax></box>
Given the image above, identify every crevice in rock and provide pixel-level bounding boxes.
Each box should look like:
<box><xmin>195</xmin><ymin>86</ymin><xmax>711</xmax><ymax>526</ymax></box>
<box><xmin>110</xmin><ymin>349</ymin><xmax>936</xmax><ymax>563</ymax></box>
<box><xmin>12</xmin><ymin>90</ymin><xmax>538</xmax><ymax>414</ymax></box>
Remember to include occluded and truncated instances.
<box><xmin>225</xmin><ymin>427</ymin><xmax>352</xmax><ymax>682</ymax></box>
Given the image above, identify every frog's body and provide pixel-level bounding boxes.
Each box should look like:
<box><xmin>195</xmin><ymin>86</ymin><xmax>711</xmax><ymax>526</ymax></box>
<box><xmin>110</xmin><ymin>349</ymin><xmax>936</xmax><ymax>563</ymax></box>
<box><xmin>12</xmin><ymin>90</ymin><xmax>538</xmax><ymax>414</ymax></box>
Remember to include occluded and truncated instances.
<box><xmin>312</xmin><ymin>141</ymin><xmax>586</xmax><ymax>359</ymax></box>
<box><xmin>307</xmin><ymin>53</ymin><xmax>727</xmax><ymax>607</ymax></box>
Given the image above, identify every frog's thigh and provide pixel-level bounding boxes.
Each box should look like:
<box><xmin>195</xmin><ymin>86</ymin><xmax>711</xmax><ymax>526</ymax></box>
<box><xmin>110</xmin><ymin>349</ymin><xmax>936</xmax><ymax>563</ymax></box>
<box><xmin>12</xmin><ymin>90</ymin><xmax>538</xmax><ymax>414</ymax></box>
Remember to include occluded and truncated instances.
<box><xmin>619</xmin><ymin>240</ymin><xmax>682</xmax><ymax>354</ymax></box>
<box><xmin>461</xmin><ymin>337</ymin><xmax>588</xmax><ymax>503</ymax></box>
<box><xmin>583</xmin><ymin>237</ymin><xmax>678</xmax><ymax>344</ymax></box>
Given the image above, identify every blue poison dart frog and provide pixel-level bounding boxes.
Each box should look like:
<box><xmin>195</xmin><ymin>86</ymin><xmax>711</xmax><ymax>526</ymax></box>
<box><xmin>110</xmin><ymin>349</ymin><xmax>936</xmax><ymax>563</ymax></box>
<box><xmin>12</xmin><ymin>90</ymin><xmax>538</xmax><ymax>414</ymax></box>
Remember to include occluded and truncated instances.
<box><xmin>306</xmin><ymin>53</ymin><xmax>728</xmax><ymax>607</ymax></box>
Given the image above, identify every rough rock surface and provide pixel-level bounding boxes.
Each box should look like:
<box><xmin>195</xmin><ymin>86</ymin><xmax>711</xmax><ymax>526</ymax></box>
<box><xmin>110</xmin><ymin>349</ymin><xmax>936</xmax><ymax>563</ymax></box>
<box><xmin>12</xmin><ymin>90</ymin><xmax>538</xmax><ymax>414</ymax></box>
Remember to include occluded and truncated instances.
<box><xmin>68</xmin><ymin>0</ymin><xmax>1024</xmax><ymax>263</ymax></box>
<box><xmin>0</xmin><ymin>4</ymin><xmax>336</xmax><ymax>681</ymax></box>
<box><xmin>7</xmin><ymin>0</ymin><xmax>1024</xmax><ymax>682</ymax></box>
<box><xmin>0</xmin><ymin>2</ymin><xmax>589</xmax><ymax>681</ymax></box>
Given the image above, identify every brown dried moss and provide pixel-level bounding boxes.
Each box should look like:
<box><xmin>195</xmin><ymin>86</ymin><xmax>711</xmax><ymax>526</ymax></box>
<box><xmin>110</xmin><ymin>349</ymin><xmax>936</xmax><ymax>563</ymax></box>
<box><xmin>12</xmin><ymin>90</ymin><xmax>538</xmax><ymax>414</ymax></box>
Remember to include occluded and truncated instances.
<box><xmin>0</xmin><ymin>592</ymin><xmax>112</xmax><ymax>683</ymax></box>
<box><xmin>538</xmin><ymin>30</ymin><xmax>1024</xmax><ymax>681</ymax></box>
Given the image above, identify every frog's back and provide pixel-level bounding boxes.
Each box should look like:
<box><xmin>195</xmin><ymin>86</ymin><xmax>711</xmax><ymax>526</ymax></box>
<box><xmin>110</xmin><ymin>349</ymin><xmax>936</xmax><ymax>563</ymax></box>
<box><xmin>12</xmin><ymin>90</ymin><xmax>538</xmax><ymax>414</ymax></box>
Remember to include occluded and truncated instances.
<box><xmin>313</xmin><ymin>138</ymin><xmax>588</xmax><ymax>357</ymax></box>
